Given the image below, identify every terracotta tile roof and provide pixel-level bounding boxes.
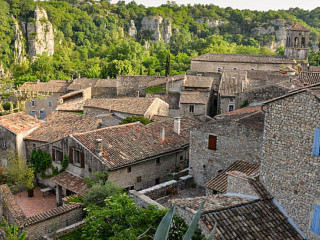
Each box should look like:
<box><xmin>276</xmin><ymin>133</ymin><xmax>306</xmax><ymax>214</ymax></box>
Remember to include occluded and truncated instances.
<box><xmin>205</xmin><ymin>161</ymin><xmax>259</xmax><ymax>193</ymax></box>
<box><xmin>298</xmin><ymin>72</ymin><xmax>320</xmax><ymax>85</ymax></box>
<box><xmin>0</xmin><ymin>112</ymin><xmax>41</xmax><ymax>134</ymax></box>
<box><xmin>72</xmin><ymin>121</ymin><xmax>188</xmax><ymax>170</ymax></box>
<box><xmin>67</xmin><ymin>78</ymin><xmax>100</xmax><ymax>91</ymax></box>
<box><xmin>183</xmin><ymin>75</ymin><xmax>214</xmax><ymax>89</ymax></box>
<box><xmin>51</xmin><ymin>171</ymin><xmax>88</xmax><ymax>196</ymax></box>
<box><xmin>19</xmin><ymin>80</ymin><xmax>71</xmax><ymax>93</ymax></box>
<box><xmin>25</xmin><ymin>112</ymin><xmax>101</xmax><ymax>143</ymax></box>
<box><xmin>83</xmin><ymin>97</ymin><xmax>158</xmax><ymax>115</ymax></box>
<box><xmin>219</xmin><ymin>71</ymin><xmax>247</xmax><ymax>96</ymax></box>
<box><xmin>146</xmin><ymin>93</ymin><xmax>180</xmax><ymax>109</ymax></box>
<box><xmin>56</xmin><ymin>98</ymin><xmax>84</xmax><ymax>112</ymax></box>
<box><xmin>289</xmin><ymin>22</ymin><xmax>310</xmax><ymax>31</ymax></box>
<box><xmin>174</xmin><ymin>195</ymin><xmax>257</xmax><ymax>214</ymax></box>
<box><xmin>180</xmin><ymin>91</ymin><xmax>210</xmax><ymax>104</ymax></box>
<box><xmin>23</xmin><ymin>202</ymin><xmax>82</xmax><ymax>227</ymax></box>
<box><xmin>217</xmin><ymin>106</ymin><xmax>261</xmax><ymax>117</ymax></box>
<box><xmin>147</xmin><ymin>74</ymin><xmax>182</xmax><ymax>88</ymax></box>
<box><xmin>201</xmin><ymin>199</ymin><xmax>303</xmax><ymax>240</ymax></box>
<box><xmin>60</xmin><ymin>88</ymin><xmax>85</xmax><ymax>100</ymax></box>
<box><xmin>191</xmin><ymin>53</ymin><xmax>295</xmax><ymax>64</ymax></box>
<box><xmin>0</xmin><ymin>184</ymin><xmax>26</xmax><ymax>226</ymax></box>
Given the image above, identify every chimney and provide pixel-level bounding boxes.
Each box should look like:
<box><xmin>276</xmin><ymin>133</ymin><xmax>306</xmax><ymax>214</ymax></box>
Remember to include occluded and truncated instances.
<box><xmin>137</xmin><ymin>91</ymin><xmax>140</xmax><ymax>98</ymax></box>
<box><xmin>95</xmin><ymin>139</ymin><xmax>103</xmax><ymax>156</ymax></box>
<box><xmin>174</xmin><ymin>117</ymin><xmax>181</xmax><ymax>135</ymax></box>
<box><xmin>160</xmin><ymin>127</ymin><xmax>165</xmax><ymax>141</ymax></box>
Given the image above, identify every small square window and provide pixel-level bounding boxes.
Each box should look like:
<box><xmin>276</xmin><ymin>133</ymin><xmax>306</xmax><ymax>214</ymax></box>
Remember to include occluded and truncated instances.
<box><xmin>217</xmin><ymin>68</ymin><xmax>221</xmax><ymax>72</ymax></box>
<box><xmin>155</xmin><ymin>178</ymin><xmax>160</xmax><ymax>185</ymax></box>
<box><xmin>233</xmin><ymin>67</ymin><xmax>237</xmax><ymax>70</ymax></box>
<box><xmin>30</xmin><ymin>101</ymin><xmax>35</xmax><ymax>107</ymax></box>
<box><xmin>30</xmin><ymin>110</ymin><xmax>37</xmax><ymax>117</ymax></box>
<box><xmin>156</xmin><ymin>158</ymin><xmax>161</xmax><ymax>166</ymax></box>
<box><xmin>180</xmin><ymin>156</ymin><xmax>183</xmax><ymax>161</ymax></box>
<box><xmin>137</xmin><ymin>176</ymin><xmax>142</xmax><ymax>183</ymax></box>
<box><xmin>127</xmin><ymin>166</ymin><xmax>132</xmax><ymax>173</ymax></box>
<box><xmin>229</xmin><ymin>105</ymin><xmax>234</xmax><ymax>112</ymax></box>
<box><xmin>229</xmin><ymin>98</ymin><xmax>234</xmax><ymax>103</ymax></box>
<box><xmin>189</xmin><ymin>105</ymin><xmax>195</xmax><ymax>113</ymax></box>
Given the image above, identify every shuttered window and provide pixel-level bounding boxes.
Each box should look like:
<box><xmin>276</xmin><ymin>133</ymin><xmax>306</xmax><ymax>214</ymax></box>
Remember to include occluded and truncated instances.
<box><xmin>208</xmin><ymin>135</ymin><xmax>217</xmax><ymax>151</ymax></box>
<box><xmin>80</xmin><ymin>152</ymin><xmax>85</xmax><ymax>168</ymax></box>
<box><xmin>313</xmin><ymin>129</ymin><xmax>320</xmax><ymax>156</ymax></box>
<box><xmin>312</xmin><ymin>204</ymin><xmax>320</xmax><ymax>235</ymax></box>
<box><xmin>69</xmin><ymin>147</ymin><xmax>73</xmax><ymax>164</ymax></box>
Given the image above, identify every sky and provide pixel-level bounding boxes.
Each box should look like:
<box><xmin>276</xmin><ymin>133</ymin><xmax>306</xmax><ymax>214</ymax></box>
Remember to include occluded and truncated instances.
<box><xmin>111</xmin><ymin>0</ymin><xmax>319</xmax><ymax>11</ymax></box>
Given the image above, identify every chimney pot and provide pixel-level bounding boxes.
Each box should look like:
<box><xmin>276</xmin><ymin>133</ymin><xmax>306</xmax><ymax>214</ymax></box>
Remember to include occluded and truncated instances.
<box><xmin>95</xmin><ymin>139</ymin><xmax>103</xmax><ymax>156</ymax></box>
<box><xmin>174</xmin><ymin>117</ymin><xmax>181</xmax><ymax>135</ymax></box>
<box><xmin>160</xmin><ymin>127</ymin><xmax>165</xmax><ymax>141</ymax></box>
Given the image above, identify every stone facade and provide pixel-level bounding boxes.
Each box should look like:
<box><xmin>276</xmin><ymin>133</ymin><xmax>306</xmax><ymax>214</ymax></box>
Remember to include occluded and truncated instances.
<box><xmin>26</xmin><ymin>94</ymin><xmax>61</xmax><ymax>119</ymax></box>
<box><xmin>260</xmin><ymin>90</ymin><xmax>320</xmax><ymax>240</ymax></box>
<box><xmin>0</xmin><ymin>126</ymin><xmax>16</xmax><ymax>162</ymax></box>
<box><xmin>190</xmin><ymin>119</ymin><xmax>263</xmax><ymax>186</ymax></box>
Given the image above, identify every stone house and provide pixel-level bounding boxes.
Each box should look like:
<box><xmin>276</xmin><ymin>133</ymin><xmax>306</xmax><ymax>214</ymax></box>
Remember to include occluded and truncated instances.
<box><xmin>19</xmin><ymin>80</ymin><xmax>71</xmax><ymax>119</ymax></box>
<box><xmin>180</xmin><ymin>91</ymin><xmax>212</xmax><ymax>116</ymax></box>
<box><xmin>260</xmin><ymin>84</ymin><xmax>320</xmax><ymax>239</ymax></box>
<box><xmin>24</xmin><ymin>112</ymin><xmax>102</xmax><ymax>160</ymax></box>
<box><xmin>189</xmin><ymin>106</ymin><xmax>264</xmax><ymax>186</ymax></box>
<box><xmin>173</xmin><ymin>173</ymin><xmax>304</xmax><ymax>240</ymax></box>
<box><xmin>0</xmin><ymin>112</ymin><xmax>41</xmax><ymax>161</ymax></box>
<box><xmin>83</xmin><ymin>97</ymin><xmax>169</xmax><ymax>120</ymax></box>
<box><xmin>36</xmin><ymin>116</ymin><xmax>203</xmax><ymax>205</ymax></box>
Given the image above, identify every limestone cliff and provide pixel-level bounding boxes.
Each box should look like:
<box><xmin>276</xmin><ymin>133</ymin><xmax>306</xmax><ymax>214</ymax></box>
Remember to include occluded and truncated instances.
<box><xmin>128</xmin><ymin>20</ymin><xmax>137</xmax><ymax>37</ymax></box>
<box><xmin>26</xmin><ymin>6</ymin><xmax>54</xmax><ymax>58</ymax></box>
<box><xmin>140</xmin><ymin>16</ymin><xmax>172</xmax><ymax>43</ymax></box>
<box><xmin>251</xmin><ymin>19</ymin><xmax>291</xmax><ymax>50</ymax></box>
<box><xmin>13</xmin><ymin>16</ymin><xmax>26</xmax><ymax>63</ymax></box>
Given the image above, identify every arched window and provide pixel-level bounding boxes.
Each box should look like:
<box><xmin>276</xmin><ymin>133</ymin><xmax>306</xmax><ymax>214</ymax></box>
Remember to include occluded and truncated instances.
<box><xmin>294</xmin><ymin>37</ymin><xmax>299</xmax><ymax>47</ymax></box>
<box><xmin>301</xmin><ymin>37</ymin><xmax>306</xmax><ymax>48</ymax></box>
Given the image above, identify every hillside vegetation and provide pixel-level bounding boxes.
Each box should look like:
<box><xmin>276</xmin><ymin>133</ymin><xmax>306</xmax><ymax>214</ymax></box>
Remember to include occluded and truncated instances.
<box><xmin>0</xmin><ymin>0</ymin><xmax>319</xmax><ymax>85</ymax></box>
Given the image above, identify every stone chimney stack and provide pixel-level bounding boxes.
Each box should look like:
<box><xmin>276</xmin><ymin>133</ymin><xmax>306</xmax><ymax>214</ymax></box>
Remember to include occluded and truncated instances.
<box><xmin>160</xmin><ymin>127</ymin><xmax>165</xmax><ymax>141</ymax></box>
<box><xmin>95</xmin><ymin>139</ymin><xmax>103</xmax><ymax>156</ymax></box>
<box><xmin>174</xmin><ymin>117</ymin><xmax>181</xmax><ymax>135</ymax></box>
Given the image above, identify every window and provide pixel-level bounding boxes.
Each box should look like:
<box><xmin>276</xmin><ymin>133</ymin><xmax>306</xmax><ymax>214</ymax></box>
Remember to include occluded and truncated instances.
<box><xmin>179</xmin><ymin>155</ymin><xmax>184</xmax><ymax>162</ymax></box>
<box><xmin>55</xmin><ymin>149</ymin><xmax>63</xmax><ymax>163</ymax></box>
<box><xmin>48</xmin><ymin>101</ymin><xmax>52</xmax><ymax>107</ymax></box>
<box><xmin>233</xmin><ymin>67</ymin><xmax>237</xmax><ymax>70</ymax></box>
<box><xmin>155</xmin><ymin>178</ymin><xmax>160</xmax><ymax>185</ymax></box>
<box><xmin>229</xmin><ymin>105</ymin><xmax>235</xmax><ymax>112</ymax></box>
<box><xmin>217</xmin><ymin>68</ymin><xmax>221</xmax><ymax>72</ymax></box>
<box><xmin>229</xmin><ymin>98</ymin><xmax>234</xmax><ymax>103</ymax></box>
<box><xmin>312</xmin><ymin>204</ymin><xmax>320</xmax><ymax>236</ymax></box>
<box><xmin>40</xmin><ymin>110</ymin><xmax>46</xmax><ymax>119</ymax></box>
<box><xmin>189</xmin><ymin>105</ymin><xmax>195</xmax><ymax>113</ymax></box>
<box><xmin>127</xmin><ymin>166</ymin><xmax>132</xmax><ymax>173</ymax></box>
<box><xmin>30</xmin><ymin>110</ymin><xmax>37</xmax><ymax>117</ymax></box>
<box><xmin>137</xmin><ymin>176</ymin><xmax>142</xmax><ymax>183</ymax></box>
<box><xmin>32</xmin><ymin>144</ymin><xmax>36</xmax><ymax>149</ymax></box>
<box><xmin>73</xmin><ymin>149</ymin><xmax>80</xmax><ymax>164</ymax></box>
<box><xmin>312</xmin><ymin>129</ymin><xmax>320</xmax><ymax>156</ymax></box>
<box><xmin>251</xmin><ymin>68</ymin><xmax>255</xmax><ymax>70</ymax></box>
<box><xmin>156</xmin><ymin>158</ymin><xmax>161</xmax><ymax>166</ymax></box>
<box><xmin>208</xmin><ymin>135</ymin><xmax>217</xmax><ymax>151</ymax></box>
<box><xmin>30</xmin><ymin>101</ymin><xmax>35</xmax><ymax>107</ymax></box>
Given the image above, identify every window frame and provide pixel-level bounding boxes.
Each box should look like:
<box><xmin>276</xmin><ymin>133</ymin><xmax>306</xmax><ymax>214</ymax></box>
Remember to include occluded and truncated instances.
<box><xmin>30</xmin><ymin>101</ymin><xmax>36</xmax><ymax>107</ymax></box>
<box><xmin>73</xmin><ymin>149</ymin><xmax>81</xmax><ymax>166</ymax></box>
<box><xmin>228</xmin><ymin>104</ymin><xmax>235</xmax><ymax>112</ymax></box>
<box><xmin>48</xmin><ymin>101</ymin><xmax>52</xmax><ymax>107</ymax></box>
<box><xmin>127</xmin><ymin>166</ymin><xmax>132</xmax><ymax>173</ymax></box>
<box><xmin>189</xmin><ymin>105</ymin><xmax>195</xmax><ymax>113</ymax></box>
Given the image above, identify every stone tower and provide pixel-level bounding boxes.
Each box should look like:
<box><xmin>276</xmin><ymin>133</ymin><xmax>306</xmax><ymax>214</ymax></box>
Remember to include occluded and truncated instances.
<box><xmin>284</xmin><ymin>23</ymin><xmax>310</xmax><ymax>62</ymax></box>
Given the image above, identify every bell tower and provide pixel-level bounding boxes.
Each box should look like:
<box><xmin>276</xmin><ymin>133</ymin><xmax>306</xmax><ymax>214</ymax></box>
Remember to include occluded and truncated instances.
<box><xmin>285</xmin><ymin>23</ymin><xmax>310</xmax><ymax>62</ymax></box>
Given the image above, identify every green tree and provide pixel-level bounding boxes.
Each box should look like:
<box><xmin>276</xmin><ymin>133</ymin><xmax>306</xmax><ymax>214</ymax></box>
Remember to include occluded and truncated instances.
<box><xmin>120</xmin><ymin>116</ymin><xmax>152</xmax><ymax>125</ymax></box>
<box><xmin>165</xmin><ymin>52</ymin><xmax>171</xmax><ymax>77</ymax></box>
<box><xmin>0</xmin><ymin>219</ymin><xmax>27</xmax><ymax>240</ymax></box>
<box><xmin>1</xmin><ymin>150</ymin><xmax>34</xmax><ymax>192</ymax></box>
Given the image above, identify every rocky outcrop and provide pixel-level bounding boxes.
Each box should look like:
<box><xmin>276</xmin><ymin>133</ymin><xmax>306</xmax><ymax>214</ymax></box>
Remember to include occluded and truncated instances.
<box><xmin>26</xmin><ymin>6</ymin><xmax>54</xmax><ymax>58</ymax></box>
<box><xmin>252</xmin><ymin>19</ymin><xmax>291</xmax><ymax>50</ymax></box>
<box><xmin>140</xmin><ymin>16</ymin><xmax>172</xmax><ymax>43</ymax></box>
<box><xmin>195</xmin><ymin>18</ymin><xmax>225</xmax><ymax>28</ymax></box>
<box><xmin>128</xmin><ymin>20</ymin><xmax>137</xmax><ymax>37</ymax></box>
<box><xmin>13</xmin><ymin>16</ymin><xmax>26</xmax><ymax>63</ymax></box>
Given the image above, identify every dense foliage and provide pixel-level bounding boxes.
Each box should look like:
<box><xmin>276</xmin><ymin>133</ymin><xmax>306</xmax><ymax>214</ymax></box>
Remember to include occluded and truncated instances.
<box><xmin>30</xmin><ymin>149</ymin><xmax>52</xmax><ymax>173</ymax></box>
<box><xmin>120</xmin><ymin>116</ymin><xmax>152</xmax><ymax>125</ymax></box>
<box><xmin>0</xmin><ymin>0</ymin><xmax>319</xmax><ymax>86</ymax></box>
<box><xmin>0</xmin><ymin>150</ymin><xmax>34</xmax><ymax>192</ymax></box>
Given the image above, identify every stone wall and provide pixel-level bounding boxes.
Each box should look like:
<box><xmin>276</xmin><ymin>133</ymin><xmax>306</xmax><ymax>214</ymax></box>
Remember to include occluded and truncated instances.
<box><xmin>260</xmin><ymin>91</ymin><xmax>320</xmax><ymax>240</ymax></box>
<box><xmin>23</xmin><ymin>206</ymin><xmax>82</xmax><ymax>240</ymax></box>
<box><xmin>236</xmin><ymin>85</ymin><xmax>288</xmax><ymax>109</ymax></box>
<box><xmin>144</xmin><ymin>98</ymin><xmax>169</xmax><ymax>119</ymax></box>
<box><xmin>129</xmin><ymin>190</ymin><xmax>165</xmax><ymax>210</ymax></box>
<box><xmin>180</xmin><ymin>104</ymin><xmax>207</xmax><ymax>116</ymax></box>
<box><xmin>25</xmin><ymin>93</ymin><xmax>61</xmax><ymax>119</ymax></box>
<box><xmin>139</xmin><ymin>180</ymin><xmax>178</xmax><ymax>200</ymax></box>
<box><xmin>91</xmin><ymin>87</ymin><xmax>117</xmax><ymax>98</ymax></box>
<box><xmin>190</xmin><ymin>121</ymin><xmax>263</xmax><ymax>186</ymax></box>
<box><xmin>0</xmin><ymin>126</ymin><xmax>16</xmax><ymax>162</ymax></box>
<box><xmin>190</xmin><ymin>60</ymin><xmax>296</xmax><ymax>73</ymax></box>
<box><xmin>219</xmin><ymin>97</ymin><xmax>234</xmax><ymax>114</ymax></box>
<box><xmin>116</xmin><ymin>75</ymin><xmax>165</xmax><ymax>97</ymax></box>
<box><xmin>226</xmin><ymin>171</ymin><xmax>259</xmax><ymax>197</ymax></box>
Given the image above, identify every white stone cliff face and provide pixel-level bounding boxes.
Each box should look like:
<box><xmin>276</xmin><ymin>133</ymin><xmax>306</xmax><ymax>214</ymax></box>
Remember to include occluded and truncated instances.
<box><xmin>251</xmin><ymin>19</ymin><xmax>291</xmax><ymax>50</ymax></box>
<box><xmin>195</xmin><ymin>18</ymin><xmax>225</xmax><ymax>28</ymax></box>
<box><xmin>26</xmin><ymin>6</ymin><xmax>54</xmax><ymax>58</ymax></box>
<box><xmin>128</xmin><ymin>20</ymin><xmax>137</xmax><ymax>37</ymax></box>
<box><xmin>13</xmin><ymin>16</ymin><xmax>26</xmax><ymax>63</ymax></box>
<box><xmin>140</xmin><ymin>16</ymin><xmax>172</xmax><ymax>43</ymax></box>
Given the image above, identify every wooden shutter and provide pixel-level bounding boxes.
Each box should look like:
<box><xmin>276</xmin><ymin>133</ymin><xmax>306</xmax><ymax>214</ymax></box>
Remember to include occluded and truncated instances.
<box><xmin>208</xmin><ymin>135</ymin><xmax>217</xmax><ymax>150</ymax></box>
<box><xmin>52</xmin><ymin>149</ymin><xmax>55</xmax><ymax>161</ymax></box>
<box><xmin>80</xmin><ymin>152</ymin><xmax>85</xmax><ymax>168</ymax></box>
<box><xmin>60</xmin><ymin>151</ymin><xmax>63</xmax><ymax>162</ymax></box>
<box><xmin>69</xmin><ymin>147</ymin><xmax>73</xmax><ymax>163</ymax></box>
